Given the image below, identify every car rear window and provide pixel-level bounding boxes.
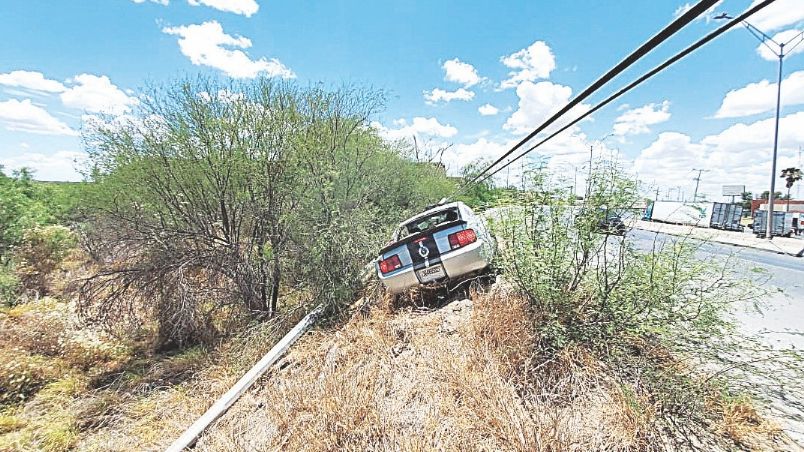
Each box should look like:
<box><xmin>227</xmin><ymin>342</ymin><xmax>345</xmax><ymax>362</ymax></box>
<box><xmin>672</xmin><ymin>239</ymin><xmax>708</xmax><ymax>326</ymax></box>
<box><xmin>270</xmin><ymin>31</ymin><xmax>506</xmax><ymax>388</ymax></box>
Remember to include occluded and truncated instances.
<box><xmin>402</xmin><ymin>208</ymin><xmax>460</xmax><ymax>236</ymax></box>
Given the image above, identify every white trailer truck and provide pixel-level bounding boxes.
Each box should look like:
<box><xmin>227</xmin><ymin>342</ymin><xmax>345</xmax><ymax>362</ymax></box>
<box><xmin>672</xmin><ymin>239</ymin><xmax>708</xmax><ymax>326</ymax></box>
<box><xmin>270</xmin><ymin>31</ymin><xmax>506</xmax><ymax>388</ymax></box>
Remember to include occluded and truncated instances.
<box><xmin>643</xmin><ymin>201</ymin><xmax>712</xmax><ymax>226</ymax></box>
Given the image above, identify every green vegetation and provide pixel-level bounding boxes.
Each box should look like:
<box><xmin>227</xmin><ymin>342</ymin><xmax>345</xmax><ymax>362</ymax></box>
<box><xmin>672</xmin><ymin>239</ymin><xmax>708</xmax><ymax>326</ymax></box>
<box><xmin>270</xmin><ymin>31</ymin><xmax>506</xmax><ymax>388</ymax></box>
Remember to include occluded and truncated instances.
<box><xmin>491</xmin><ymin>160</ymin><xmax>801</xmax><ymax>448</ymax></box>
<box><xmin>0</xmin><ymin>168</ymin><xmax>86</xmax><ymax>305</ymax></box>
<box><xmin>454</xmin><ymin>159</ymin><xmax>511</xmax><ymax>209</ymax></box>
<box><xmin>496</xmin><ymin>163</ymin><xmax>732</xmax><ymax>353</ymax></box>
<box><xmin>0</xmin><ymin>77</ymin><xmax>799</xmax><ymax>450</ymax></box>
<box><xmin>78</xmin><ymin>77</ymin><xmax>454</xmax><ymax>349</ymax></box>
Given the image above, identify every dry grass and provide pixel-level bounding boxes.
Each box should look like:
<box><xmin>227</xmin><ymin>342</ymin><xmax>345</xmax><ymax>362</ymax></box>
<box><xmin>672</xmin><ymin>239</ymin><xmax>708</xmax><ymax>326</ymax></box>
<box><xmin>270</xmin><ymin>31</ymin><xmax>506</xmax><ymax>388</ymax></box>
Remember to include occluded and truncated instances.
<box><xmin>709</xmin><ymin>394</ymin><xmax>785</xmax><ymax>450</ymax></box>
<box><xmin>72</xmin><ymin>313</ymin><xmax>300</xmax><ymax>452</ymax></box>
<box><xmin>190</xmin><ymin>288</ymin><xmax>661</xmax><ymax>451</ymax></box>
<box><xmin>0</xmin><ymin>285</ymin><xmax>794</xmax><ymax>451</ymax></box>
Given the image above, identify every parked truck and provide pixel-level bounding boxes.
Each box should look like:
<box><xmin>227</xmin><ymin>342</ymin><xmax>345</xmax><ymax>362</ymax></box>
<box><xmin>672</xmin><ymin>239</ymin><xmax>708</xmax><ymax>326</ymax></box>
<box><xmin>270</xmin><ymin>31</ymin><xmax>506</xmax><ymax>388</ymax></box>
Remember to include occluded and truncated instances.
<box><xmin>643</xmin><ymin>201</ymin><xmax>712</xmax><ymax>226</ymax></box>
<box><xmin>709</xmin><ymin>202</ymin><xmax>744</xmax><ymax>232</ymax></box>
<box><xmin>752</xmin><ymin>210</ymin><xmax>794</xmax><ymax>238</ymax></box>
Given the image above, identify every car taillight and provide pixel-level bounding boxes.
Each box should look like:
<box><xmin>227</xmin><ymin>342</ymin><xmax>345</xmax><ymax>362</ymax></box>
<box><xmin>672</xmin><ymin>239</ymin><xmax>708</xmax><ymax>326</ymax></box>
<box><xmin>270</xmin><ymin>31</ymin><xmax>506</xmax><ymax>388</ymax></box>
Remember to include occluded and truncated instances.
<box><xmin>378</xmin><ymin>254</ymin><xmax>402</xmax><ymax>274</ymax></box>
<box><xmin>448</xmin><ymin>228</ymin><xmax>477</xmax><ymax>250</ymax></box>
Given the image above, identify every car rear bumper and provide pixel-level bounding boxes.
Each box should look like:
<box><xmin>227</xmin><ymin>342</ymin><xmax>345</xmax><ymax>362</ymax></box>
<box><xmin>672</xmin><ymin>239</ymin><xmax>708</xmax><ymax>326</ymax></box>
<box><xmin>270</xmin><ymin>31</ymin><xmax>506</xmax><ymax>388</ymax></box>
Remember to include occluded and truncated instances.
<box><xmin>378</xmin><ymin>241</ymin><xmax>492</xmax><ymax>294</ymax></box>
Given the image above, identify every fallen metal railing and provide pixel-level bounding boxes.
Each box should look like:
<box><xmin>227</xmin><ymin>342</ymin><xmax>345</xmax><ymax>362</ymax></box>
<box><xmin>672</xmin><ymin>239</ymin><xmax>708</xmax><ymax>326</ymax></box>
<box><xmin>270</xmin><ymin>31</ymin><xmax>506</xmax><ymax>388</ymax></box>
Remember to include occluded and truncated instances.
<box><xmin>166</xmin><ymin>304</ymin><xmax>324</xmax><ymax>451</ymax></box>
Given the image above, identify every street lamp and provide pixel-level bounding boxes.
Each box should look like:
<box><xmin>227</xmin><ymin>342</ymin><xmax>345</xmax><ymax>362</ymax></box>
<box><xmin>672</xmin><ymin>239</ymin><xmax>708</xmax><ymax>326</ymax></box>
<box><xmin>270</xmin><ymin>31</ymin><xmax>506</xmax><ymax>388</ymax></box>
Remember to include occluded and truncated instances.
<box><xmin>716</xmin><ymin>13</ymin><xmax>804</xmax><ymax>239</ymax></box>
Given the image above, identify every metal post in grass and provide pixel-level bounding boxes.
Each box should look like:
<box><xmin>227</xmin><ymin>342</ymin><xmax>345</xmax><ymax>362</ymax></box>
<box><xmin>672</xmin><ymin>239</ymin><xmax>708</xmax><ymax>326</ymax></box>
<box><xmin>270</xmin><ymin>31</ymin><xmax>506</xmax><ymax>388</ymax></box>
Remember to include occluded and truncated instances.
<box><xmin>166</xmin><ymin>304</ymin><xmax>324</xmax><ymax>452</ymax></box>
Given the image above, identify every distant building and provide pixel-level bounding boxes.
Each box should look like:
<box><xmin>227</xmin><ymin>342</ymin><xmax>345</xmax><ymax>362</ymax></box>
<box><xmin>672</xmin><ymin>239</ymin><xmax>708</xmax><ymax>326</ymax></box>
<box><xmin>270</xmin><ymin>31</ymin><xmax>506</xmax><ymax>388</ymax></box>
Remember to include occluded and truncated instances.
<box><xmin>751</xmin><ymin>199</ymin><xmax>804</xmax><ymax>214</ymax></box>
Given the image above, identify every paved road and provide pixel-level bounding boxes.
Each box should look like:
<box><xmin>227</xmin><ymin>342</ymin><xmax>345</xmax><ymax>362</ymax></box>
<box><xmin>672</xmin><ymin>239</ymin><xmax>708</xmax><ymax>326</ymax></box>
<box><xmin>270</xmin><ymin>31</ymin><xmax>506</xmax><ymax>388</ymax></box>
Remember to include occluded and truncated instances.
<box><xmin>629</xmin><ymin>228</ymin><xmax>803</xmax><ymax>348</ymax></box>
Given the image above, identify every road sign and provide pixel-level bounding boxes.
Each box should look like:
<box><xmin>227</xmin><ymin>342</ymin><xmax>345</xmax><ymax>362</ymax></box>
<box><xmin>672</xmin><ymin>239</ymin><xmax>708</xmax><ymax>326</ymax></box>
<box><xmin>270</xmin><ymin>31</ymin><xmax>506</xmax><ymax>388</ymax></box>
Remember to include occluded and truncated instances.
<box><xmin>722</xmin><ymin>185</ymin><xmax>745</xmax><ymax>196</ymax></box>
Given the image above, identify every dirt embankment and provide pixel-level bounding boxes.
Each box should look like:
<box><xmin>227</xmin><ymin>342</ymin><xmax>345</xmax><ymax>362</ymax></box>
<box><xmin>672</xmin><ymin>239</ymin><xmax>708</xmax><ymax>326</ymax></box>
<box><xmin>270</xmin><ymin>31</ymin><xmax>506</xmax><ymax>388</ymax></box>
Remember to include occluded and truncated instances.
<box><xmin>185</xmin><ymin>286</ymin><xmax>793</xmax><ymax>451</ymax></box>
<box><xmin>41</xmin><ymin>284</ymin><xmax>795</xmax><ymax>451</ymax></box>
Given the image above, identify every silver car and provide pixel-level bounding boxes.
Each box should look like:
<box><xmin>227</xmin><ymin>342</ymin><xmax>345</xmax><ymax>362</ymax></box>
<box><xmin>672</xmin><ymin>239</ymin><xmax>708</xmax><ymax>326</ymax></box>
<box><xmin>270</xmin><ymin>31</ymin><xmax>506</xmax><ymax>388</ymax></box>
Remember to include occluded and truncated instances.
<box><xmin>376</xmin><ymin>201</ymin><xmax>495</xmax><ymax>294</ymax></box>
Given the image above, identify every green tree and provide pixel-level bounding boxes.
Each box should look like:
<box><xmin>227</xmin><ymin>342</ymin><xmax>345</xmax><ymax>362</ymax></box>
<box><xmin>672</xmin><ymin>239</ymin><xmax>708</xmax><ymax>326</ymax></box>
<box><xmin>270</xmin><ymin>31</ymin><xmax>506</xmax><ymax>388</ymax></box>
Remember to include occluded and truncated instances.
<box><xmin>0</xmin><ymin>167</ymin><xmax>55</xmax><ymax>255</ymax></box>
<box><xmin>780</xmin><ymin>167</ymin><xmax>802</xmax><ymax>210</ymax></box>
<box><xmin>740</xmin><ymin>191</ymin><xmax>753</xmax><ymax>211</ymax></box>
<box><xmin>80</xmin><ymin>77</ymin><xmax>452</xmax><ymax>348</ymax></box>
<box><xmin>455</xmin><ymin>159</ymin><xmax>509</xmax><ymax>209</ymax></box>
<box><xmin>760</xmin><ymin>190</ymin><xmax>783</xmax><ymax>200</ymax></box>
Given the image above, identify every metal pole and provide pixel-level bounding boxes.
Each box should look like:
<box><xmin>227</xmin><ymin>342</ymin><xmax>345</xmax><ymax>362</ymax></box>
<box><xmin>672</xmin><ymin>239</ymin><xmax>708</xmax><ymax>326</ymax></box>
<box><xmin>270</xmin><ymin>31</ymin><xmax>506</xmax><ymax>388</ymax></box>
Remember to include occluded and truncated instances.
<box><xmin>693</xmin><ymin>169</ymin><xmax>702</xmax><ymax>201</ymax></box>
<box><xmin>166</xmin><ymin>304</ymin><xmax>324</xmax><ymax>451</ymax></box>
<box><xmin>766</xmin><ymin>43</ymin><xmax>784</xmax><ymax>240</ymax></box>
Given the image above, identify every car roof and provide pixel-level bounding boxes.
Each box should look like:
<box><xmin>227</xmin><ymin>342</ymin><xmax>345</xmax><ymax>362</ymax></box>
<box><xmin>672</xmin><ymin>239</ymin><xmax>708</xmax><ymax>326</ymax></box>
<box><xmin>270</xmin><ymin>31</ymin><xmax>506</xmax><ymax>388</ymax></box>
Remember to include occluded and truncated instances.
<box><xmin>400</xmin><ymin>201</ymin><xmax>465</xmax><ymax>227</ymax></box>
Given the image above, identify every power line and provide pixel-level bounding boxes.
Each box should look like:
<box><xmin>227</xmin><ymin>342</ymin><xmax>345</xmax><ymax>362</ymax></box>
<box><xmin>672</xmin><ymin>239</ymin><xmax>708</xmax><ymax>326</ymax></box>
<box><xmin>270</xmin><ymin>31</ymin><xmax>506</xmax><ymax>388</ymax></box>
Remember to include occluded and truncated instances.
<box><xmin>466</xmin><ymin>0</ymin><xmax>721</xmax><ymax>187</ymax></box>
<box><xmin>470</xmin><ymin>0</ymin><xmax>776</xmax><ymax>187</ymax></box>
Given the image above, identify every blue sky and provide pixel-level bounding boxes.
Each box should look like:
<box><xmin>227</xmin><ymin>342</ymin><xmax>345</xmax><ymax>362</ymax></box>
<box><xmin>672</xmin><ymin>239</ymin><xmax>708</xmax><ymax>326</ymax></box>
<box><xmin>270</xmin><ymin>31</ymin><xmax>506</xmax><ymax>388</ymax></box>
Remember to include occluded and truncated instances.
<box><xmin>1</xmin><ymin>0</ymin><xmax>803</xmax><ymax>200</ymax></box>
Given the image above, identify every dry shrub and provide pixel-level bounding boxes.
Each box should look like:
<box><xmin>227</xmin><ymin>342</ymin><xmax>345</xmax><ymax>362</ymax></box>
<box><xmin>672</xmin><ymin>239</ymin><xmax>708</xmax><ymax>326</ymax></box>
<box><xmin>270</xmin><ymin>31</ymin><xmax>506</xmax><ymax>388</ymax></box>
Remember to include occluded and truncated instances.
<box><xmin>0</xmin><ymin>376</ymin><xmax>85</xmax><ymax>452</ymax></box>
<box><xmin>13</xmin><ymin>226</ymin><xmax>76</xmax><ymax>298</ymax></box>
<box><xmin>0</xmin><ymin>300</ymin><xmax>68</xmax><ymax>357</ymax></box>
<box><xmin>0</xmin><ymin>349</ymin><xmax>63</xmax><ymax>406</ymax></box>
<box><xmin>9</xmin><ymin>290</ymin><xmax>786</xmax><ymax>451</ymax></box>
<box><xmin>72</xmin><ymin>314</ymin><xmax>298</xmax><ymax>452</ymax></box>
<box><xmin>0</xmin><ymin>299</ymin><xmax>129</xmax><ymax>371</ymax></box>
<box><xmin>190</xmin><ymin>291</ymin><xmax>670</xmax><ymax>451</ymax></box>
<box><xmin>471</xmin><ymin>286</ymin><xmax>534</xmax><ymax>379</ymax></box>
<box><xmin>710</xmin><ymin>394</ymin><xmax>783</xmax><ymax>448</ymax></box>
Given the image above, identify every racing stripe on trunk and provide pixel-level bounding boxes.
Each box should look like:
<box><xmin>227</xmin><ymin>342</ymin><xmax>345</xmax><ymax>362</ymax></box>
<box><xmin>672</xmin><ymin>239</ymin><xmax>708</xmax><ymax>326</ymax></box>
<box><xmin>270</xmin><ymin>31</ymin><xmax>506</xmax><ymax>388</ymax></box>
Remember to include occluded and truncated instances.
<box><xmin>406</xmin><ymin>236</ymin><xmax>441</xmax><ymax>271</ymax></box>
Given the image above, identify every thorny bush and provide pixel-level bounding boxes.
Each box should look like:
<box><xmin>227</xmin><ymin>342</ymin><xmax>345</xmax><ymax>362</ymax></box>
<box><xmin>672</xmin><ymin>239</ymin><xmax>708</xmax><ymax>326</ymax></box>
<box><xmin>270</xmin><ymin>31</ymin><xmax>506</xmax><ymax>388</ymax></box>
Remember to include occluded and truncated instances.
<box><xmin>78</xmin><ymin>77</ymin><xmax>453</xmax><ymax>349</ymax></box>
<box><xmin>495</xmin><ymin>161</ymin><xmax>738</xmax><ymax>356</ymax></box>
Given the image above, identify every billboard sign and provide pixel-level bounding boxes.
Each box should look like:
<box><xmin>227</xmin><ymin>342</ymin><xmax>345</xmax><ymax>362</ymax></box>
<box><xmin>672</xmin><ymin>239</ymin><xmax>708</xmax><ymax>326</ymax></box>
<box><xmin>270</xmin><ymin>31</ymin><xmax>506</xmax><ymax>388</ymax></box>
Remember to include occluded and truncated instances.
<box><xmin>722</xmin><ymin>185</ymin><xmax>745</xmax><ymax>196</ymax></box>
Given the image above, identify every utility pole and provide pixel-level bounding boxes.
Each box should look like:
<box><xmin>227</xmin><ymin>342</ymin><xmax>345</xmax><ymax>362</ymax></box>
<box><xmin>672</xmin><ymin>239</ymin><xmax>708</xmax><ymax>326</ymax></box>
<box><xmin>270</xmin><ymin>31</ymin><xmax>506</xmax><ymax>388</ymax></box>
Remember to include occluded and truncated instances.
<box><xmin>586</xmin><ymin>144</ymin><xmax>593</xmax><ymax>198</ymax></box>
<box><xmin>767</xmin><ymin>41</ymin><xmax>784</xmax><ymax>238</ymax></box>
<box><xmin>521</xmin><ymin>158</ymin><xmax>525</xmax><ymax>191</ymax></box>
<box><xmin>798</xmin><ymin>146</ymin><xmax>802</xmax><ymax>199</ymax></box>
<box><xmin>715</xmin><ymin>15</ymin><xmax>804</xmax><ymax>240</ymax></box>
<box><xmin>692</xmin><ymin>168</ymin><xmax>710</xmax><ymax>202</ymax></box>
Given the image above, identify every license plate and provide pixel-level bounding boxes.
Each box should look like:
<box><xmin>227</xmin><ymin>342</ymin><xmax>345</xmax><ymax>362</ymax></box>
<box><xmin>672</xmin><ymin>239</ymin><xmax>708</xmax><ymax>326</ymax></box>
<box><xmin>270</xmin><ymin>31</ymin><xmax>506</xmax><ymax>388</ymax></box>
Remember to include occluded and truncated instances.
<box><xmin>416</xmin><ymin>264</ymin><xmax>445</xmax><ymax>283</ymax></box>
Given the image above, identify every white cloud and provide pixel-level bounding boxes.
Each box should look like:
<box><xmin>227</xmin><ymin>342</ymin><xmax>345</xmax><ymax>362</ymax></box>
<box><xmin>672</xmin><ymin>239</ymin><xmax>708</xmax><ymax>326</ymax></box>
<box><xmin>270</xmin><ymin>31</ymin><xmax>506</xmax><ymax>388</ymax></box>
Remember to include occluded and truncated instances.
<box><xmin>634</xmin><ymin>112</ymin><xmax>804</xmax><ymax>200</ymax></box>
<box><xmin>0</xmin><ymin>70</ymin><xmax>66</xmax><ymax>93</ymax></box>
<box><xmin>162</xmin><ymin>21</ymin><xmax>294</xmax><ymax>79</ymax></box>
<box><xmin>478</xmin><ymin>104</ymin><xmax>499</xmax><ymax>116</ymax></box>
<box><xmin>60</xmin><ymin>74</ymin><xmax>139</xmax><ymax>115</ymax></box>
<box><xmin>423</xmin><ymin>87</ymin><xmax>475</xmax><ymax>104</ymax></box>
<box><xmin>756</xmin><ymin>29</ymin><xmax>804</xmax><ymax>61</ymax></box>
<box><xmin>372</xmin><ymin>117</ymin><xmax>457</xmax><ymax>141</ymax></box>
<box><xmin>0</xmin><ymin>99</ymin><xmax>77</xmax><ymax>136</ymax></box>
<box><xmin>131</xmin><ymin>0</ymin><xmax>258</xmax><ymax>16</ymax></box>
<box><xmin>499</xmin><ymin>41</ymin><xmax>556</xmax><ymax>89</ymax></box>
<box><xmin>198</xmin><ymin>89</ymin><xmax>245</xmax><ymax>103</ymax></box>
<box><xmin>503</xmin><ymin>80</ymin><xmax>590</xmax><ymax>135</ymax></box>
<box><xmin>715</xmin><ymin>70</ymin><xmax>804</xmax><ymax>118</ymax></box>
<box><xmin>0</xmin><ymin>150</ymin><xmax>87</xmax><ymax>182</ymax></box>
<box><xmin>634</xmin><ymin>132</ymin><xmax>705</xmax><ymax>198</ymax></box>
<box><xmin>442</xmin><ymin>58</ymin><xmax>482</xmax><ymax>88</ymax></box>
<box><xmin>441</xmin><ymin>137</ymin><xmax>510</xmax><ymax>175</ymax></box>
<box><xmin>612</xmin><ymin>101</ymin><xmax>671</xmax><ymax>136</ymax></box>
<box><xmin>442</xmin><ymin>128</ymin><xmax>597</xmax><ymax>189</ymax></box>
<box><xmin>747</xmin><ymin>0</ymin><xmax>804</xmax><ymax>32</ymax></box>
<box><xmin>187</xmin><ymin>0</ymin><xmax>259</xmax><ymax>17</ymax></box>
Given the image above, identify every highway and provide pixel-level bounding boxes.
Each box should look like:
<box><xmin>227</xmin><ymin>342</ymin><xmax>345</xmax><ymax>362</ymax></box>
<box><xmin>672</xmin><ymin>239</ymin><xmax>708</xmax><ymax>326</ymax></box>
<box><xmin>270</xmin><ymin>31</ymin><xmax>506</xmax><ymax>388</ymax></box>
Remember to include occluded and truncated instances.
<box><xmin>629</xmin><ymin>228</ymin><xmax>803</xmax><ymax>350</ymax></box>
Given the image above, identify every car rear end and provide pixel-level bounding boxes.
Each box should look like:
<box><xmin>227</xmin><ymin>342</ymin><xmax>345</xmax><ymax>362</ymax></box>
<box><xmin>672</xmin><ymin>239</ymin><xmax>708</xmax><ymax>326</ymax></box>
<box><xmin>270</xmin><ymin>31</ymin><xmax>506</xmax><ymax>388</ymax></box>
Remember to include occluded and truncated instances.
<box><xmin>376</xmin><ymin>203</ymin><xmax>494</xmax><ymax>294</ymax></box>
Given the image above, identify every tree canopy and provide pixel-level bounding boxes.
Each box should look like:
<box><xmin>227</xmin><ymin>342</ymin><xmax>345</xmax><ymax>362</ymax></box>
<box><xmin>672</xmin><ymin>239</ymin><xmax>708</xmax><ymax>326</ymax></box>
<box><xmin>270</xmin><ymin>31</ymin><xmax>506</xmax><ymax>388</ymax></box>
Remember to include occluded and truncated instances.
<box><xmin>79</xmin><ymin>77</ymin><xmax>454</xmax><ymax>347</ymax></box>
